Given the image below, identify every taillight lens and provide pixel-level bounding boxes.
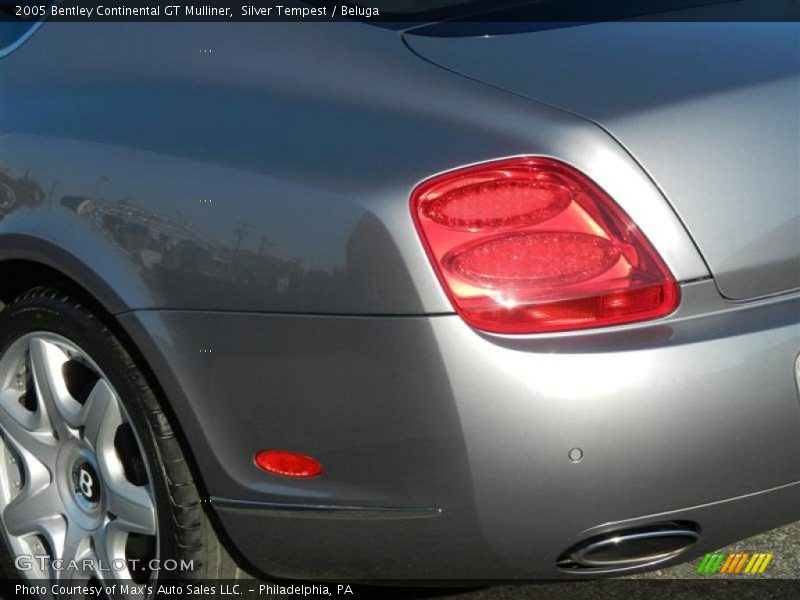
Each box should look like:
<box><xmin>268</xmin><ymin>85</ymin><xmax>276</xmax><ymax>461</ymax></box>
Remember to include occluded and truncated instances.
<box><xmin>411</xmin><ymin>157</ymin><xmax>679</xmax><ymax>334</ymax></box>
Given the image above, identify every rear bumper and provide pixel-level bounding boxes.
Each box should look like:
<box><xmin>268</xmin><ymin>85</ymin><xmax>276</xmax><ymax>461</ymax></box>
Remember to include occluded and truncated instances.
<box><xmin>209</xmin><ymin>482</ymin><xmax>800</xmax><ymax>580</ymax></box>
<box><xmin>117</xmin><ymin>280</ymin><xmax>800</xmax><ymax>579</ymax></box>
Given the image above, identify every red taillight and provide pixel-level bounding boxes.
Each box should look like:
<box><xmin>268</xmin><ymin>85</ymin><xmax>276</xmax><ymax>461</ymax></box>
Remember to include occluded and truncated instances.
<box><xmin>254</xmin><ymin>450</ymin><xmax>323</xmax><ymax>478</ymax></box>
<box><xmin>411</xmin><ymin>157</ymin><xmax>679</xmax><ymax>334</ymax></box>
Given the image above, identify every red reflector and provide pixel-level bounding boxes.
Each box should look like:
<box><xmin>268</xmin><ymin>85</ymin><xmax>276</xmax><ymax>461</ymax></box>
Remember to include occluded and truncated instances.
<box><xmin>411</xmin><ymin>157</ymin><xmax>679</xmax><ymax>334</ymax></box>
<box><xmin>254</xmin><ymin>450</ymin><xmax>323</xmax><ymax>478</ymax></box>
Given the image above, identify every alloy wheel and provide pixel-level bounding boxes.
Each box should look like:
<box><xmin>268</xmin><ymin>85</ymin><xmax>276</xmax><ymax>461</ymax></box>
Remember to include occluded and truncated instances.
<box><xmin>0</xmin><ymin>332</ymin><xmax>158</xmax><ymax>584</ymax></box>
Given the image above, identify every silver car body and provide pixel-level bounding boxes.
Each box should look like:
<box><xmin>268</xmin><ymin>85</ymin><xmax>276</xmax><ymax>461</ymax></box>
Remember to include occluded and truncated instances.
<box><xmin>0</xmin><ymin>8</ymin><xmax>798</xmax><ymax>580</ymax></box>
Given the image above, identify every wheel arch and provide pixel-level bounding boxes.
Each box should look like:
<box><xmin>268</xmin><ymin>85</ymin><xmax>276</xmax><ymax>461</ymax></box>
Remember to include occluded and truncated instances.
<box><xmin>0</xmin><ymin>235</ymin><xmax>138</xmax><ymax>314</ymax></box>
<box><xmin>0</xmin><ymin>252</ymin><xmax>216</xmax><ymax>503</ymax></box>
<box><xmin>0</xmin><ymin>264</ymin><xmax>257</xmax><ymax>577</ymax></box>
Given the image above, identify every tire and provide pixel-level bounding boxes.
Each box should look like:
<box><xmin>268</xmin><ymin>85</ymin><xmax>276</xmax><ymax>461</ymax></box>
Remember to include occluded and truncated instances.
<box><xmin>0</xmin><ymin>287</ymin><xmax>249</xmax><ymax>593</ymax></box>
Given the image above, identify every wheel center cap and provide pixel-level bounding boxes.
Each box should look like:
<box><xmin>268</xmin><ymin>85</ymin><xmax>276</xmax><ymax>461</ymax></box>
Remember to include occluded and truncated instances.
<box><xmin>55</xmin><ymin>443</ymin><xmax>104</xmax><ymax>528</ymax></box>
<box><xmin>71</xmin><ymin>460</ymin><xmax>101</xmax><ymax>507</ymax></box>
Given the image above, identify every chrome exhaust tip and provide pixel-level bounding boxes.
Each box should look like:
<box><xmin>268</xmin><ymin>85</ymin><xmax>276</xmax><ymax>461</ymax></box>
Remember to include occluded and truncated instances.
<box><xmin>558</xmin><ymin>522</ymin><xmax>700</xmax><ymax>572</ymax></box>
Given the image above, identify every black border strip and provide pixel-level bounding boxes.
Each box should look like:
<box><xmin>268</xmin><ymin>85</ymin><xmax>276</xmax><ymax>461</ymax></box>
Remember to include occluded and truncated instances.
<box><xmin>211</xmin><ymin>497</ymin><xmax>443</xmax><ymax>519</ymax></box>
